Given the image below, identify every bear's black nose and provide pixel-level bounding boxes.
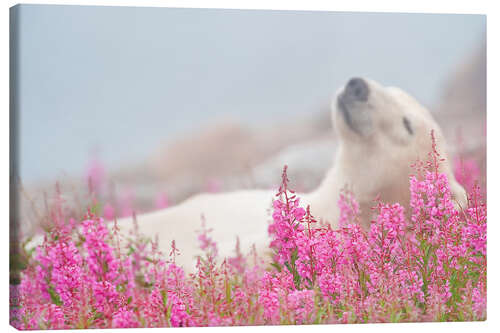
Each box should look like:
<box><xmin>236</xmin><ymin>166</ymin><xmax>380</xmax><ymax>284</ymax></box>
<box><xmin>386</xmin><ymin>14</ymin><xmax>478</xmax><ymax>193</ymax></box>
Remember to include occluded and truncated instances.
<box><xmin>344</xmin><ymin>77</ymin><xmax>369</xmax><ymax>101</ymax></box>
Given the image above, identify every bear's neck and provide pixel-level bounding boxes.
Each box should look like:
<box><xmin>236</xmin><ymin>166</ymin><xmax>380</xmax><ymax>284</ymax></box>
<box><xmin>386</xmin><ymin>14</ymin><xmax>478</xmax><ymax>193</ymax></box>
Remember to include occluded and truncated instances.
<box><xmin>302</xmin><ymin>143</ymin><xmax>374</xmax><ymax>228</ymax></box>
<box><xmin>301</xmin><ymin>152</ymin><xmax>344</xmax><ymax>228</ymax></box>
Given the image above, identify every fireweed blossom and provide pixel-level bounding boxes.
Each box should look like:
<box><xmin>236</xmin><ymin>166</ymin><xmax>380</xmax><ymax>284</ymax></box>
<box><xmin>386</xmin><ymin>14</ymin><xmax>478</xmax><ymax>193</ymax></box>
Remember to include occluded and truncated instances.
<box><xmin>10</xmin><ymin>148</ymin><xmax>486</xmax><ymax>328</ymax></box>
<box><xmin>85</xmin><ymin>157</ymin><xmax>106</xmax><ymax>196</ymax></box>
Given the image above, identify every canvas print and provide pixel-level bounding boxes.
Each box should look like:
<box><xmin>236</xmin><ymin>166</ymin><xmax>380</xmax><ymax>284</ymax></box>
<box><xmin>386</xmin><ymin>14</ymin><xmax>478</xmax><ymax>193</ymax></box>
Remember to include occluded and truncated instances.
<box><xmin>9</xmin><ymin>5</ymin><xmax>486</xmax><ymax>329</ymax></box>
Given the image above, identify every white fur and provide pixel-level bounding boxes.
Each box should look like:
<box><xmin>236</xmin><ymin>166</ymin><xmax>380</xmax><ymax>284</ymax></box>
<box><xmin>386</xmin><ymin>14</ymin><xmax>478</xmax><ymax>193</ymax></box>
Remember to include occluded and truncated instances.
<box><xmin>113</xmin><ymin>79</ymin><xmax>468</xmax><ymax>271</ymax></box>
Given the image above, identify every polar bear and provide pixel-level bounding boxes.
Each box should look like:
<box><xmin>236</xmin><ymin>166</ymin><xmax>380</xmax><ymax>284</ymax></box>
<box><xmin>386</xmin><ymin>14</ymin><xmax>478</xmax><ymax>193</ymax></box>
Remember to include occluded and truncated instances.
<box><xmin>116</xmin><ymin>77</ymin><xmax>467</xmax><ymax>270</ymax></box>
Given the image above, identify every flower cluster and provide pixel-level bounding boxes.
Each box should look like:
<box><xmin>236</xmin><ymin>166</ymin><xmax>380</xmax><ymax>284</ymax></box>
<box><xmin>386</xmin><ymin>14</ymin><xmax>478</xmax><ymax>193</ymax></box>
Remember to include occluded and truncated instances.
<box><xmin>10</xmin><ymin>151</ymin><xmax>486</xmax><ymax>328</ymax></box>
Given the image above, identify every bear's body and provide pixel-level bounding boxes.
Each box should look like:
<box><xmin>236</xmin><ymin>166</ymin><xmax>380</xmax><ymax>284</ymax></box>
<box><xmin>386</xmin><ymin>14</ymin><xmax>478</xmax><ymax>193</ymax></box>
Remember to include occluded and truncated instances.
<box><xmin>115</xmin><ymin>78</ymin><xmax>467</xmax><ymax>271</ymax></box>
<box><xmin>118</xmin><ymin>190</ymin><xmax>275</xmax><ymax>271</ymax></box>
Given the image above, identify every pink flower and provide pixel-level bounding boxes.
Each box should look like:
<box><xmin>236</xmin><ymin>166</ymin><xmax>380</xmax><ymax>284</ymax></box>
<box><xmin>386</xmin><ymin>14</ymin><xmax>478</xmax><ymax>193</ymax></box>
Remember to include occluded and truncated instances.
<box><xmin>102</xmin><ymin>203</ymin><xmax>115</xmax><ymax>221</ymax></box>
<box><xmin>454</xmin><ymin>155</ymin><xmax>481</xmax><ymax>193</ymax></box>
<box><xmin>112</xmin><ymin>307</ymin><xmax>139</xmax><ymax>328</ymax></box>
<box><xmin>293</xmin><ymin>207</ymin><xmax>306</xmax><ymax>221</ymax></box>
<box><xmin>11</xmin><ymin>151</ymin><xmax>486</xmax><ymax>328</ymax></box>
<box><xmin>118</xmin><ymin>189</ymin><xmax>136</xmax><ymax>217</ymax></box>
<box><xmin>154</xmin><ymin>192</ymin><xmax>170</xmax><ymax>209</ymax></box>
<box><xmin>338</xmin><ymin>190</ymin><xmax>360</xmax><ymax>227</ymax></box>
<box><xmin>85</xmin><ymin>156</ymin><xmax>106</xmax><ymax>195</ymax></box>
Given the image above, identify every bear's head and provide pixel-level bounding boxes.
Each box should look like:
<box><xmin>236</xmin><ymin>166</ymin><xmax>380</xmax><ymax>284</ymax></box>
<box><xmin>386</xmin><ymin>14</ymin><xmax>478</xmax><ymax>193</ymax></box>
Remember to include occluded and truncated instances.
<box><xmin>332</xmin><ymin>77</ymin><xmax>467</xmax><ymax>223</ymax></box>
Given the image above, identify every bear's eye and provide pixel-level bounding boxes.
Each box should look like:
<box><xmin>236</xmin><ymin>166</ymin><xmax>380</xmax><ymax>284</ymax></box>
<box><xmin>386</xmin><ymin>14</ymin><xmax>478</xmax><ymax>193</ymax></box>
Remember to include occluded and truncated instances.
<box><xmin>403</xmin><ymin>117</ymin><xmax>413</xmax><ymax>135</ymax></box>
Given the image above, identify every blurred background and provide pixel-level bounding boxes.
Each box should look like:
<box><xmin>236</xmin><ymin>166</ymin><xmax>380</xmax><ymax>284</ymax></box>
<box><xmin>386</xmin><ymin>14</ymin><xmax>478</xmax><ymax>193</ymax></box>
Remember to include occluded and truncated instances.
<box><xmin>12</xmin><ymin>5</ymin><xmax>486</xmax><ymax>237</ymax></box>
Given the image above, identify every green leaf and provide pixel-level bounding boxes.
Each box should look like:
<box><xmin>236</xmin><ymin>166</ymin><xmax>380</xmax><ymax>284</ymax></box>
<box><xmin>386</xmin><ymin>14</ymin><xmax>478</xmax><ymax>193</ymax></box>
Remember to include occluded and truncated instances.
<box><xmin>90</xmin><ymin>202</ymin><xmax>102</xmax><ymax>216</ymax></box>
<box><xmin>270</xmin><ymin>262</ymin><xmax>282</xmax><ymax>272</ymax></box>
<box><xmin>161</xmin><ymin>290</ymin><xmax>168</xmax><ymax>306</ymax></box>
<box><xmin>47</xmin><ymin>285</ymin><xmax>63</xmax><ymax>306</ymax></box>
<box><xmin>225</xmin><ymin>280</ymin><xmax>232</xmax><ymax>303</ymax></box>
<box><xmin>127</xmin><ymin>246</ymin><xmax>136</xmax><ymax>255</ymax></box>
<box><xmin>390</xmin><ymin>311</ymin><xmax>402</xmax><ymax>323</ymax></box>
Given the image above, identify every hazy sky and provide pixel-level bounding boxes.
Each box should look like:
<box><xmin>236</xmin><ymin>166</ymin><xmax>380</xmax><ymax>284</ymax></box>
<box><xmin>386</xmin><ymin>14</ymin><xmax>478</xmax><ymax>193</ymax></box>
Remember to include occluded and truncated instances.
<box><xmin>13</xmin><ymin>5</ymin><xmax>485</xmax><ymax>183</ymax></box>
